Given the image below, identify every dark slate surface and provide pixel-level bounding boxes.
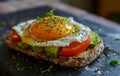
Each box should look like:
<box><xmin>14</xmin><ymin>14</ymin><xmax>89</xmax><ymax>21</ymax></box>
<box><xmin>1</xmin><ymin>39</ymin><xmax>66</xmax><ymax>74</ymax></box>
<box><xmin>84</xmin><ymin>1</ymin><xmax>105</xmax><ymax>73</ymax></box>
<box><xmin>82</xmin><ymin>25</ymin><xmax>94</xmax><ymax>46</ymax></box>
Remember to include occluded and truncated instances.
<box><xmin>0</xmin><ymin>6</ymin><xmax>120</xmax><ymax>76</ymax></box>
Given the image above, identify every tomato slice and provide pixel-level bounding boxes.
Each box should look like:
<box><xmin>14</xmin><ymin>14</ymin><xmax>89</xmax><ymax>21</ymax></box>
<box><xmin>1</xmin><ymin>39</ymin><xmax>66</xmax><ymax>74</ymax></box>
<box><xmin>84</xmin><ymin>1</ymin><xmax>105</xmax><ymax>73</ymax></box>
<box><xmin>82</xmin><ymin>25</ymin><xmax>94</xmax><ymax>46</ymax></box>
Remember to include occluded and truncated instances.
<box><xmin>61</xmin><ymin>35</ymin><xmax>91</xmax><ymax>56</ymax></box>
<box><xmin>12</xmin><ymin>30</ymin><xmax>21</xmax><ymax>43</ymax></box>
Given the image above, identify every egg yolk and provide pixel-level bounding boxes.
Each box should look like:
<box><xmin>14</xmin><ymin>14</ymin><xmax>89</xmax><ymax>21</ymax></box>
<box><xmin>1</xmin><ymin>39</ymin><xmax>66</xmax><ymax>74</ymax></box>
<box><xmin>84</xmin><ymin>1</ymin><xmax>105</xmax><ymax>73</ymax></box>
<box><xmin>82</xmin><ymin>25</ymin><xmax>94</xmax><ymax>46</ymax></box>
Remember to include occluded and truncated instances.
<box><xmin>29</xmin><ymin>16</ymin><xmax>75</xmax><ymax>40</ymax></box>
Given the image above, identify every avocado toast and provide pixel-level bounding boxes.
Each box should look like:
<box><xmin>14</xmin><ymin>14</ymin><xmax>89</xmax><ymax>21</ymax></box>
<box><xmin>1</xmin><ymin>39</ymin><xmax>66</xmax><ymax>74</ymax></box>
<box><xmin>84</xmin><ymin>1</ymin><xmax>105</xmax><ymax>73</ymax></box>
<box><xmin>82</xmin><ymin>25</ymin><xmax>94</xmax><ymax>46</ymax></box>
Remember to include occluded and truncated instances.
<box><xmin>6</xmin><ymin>9</ymin><xmax>104</xmax><ymax>67</ymax></box>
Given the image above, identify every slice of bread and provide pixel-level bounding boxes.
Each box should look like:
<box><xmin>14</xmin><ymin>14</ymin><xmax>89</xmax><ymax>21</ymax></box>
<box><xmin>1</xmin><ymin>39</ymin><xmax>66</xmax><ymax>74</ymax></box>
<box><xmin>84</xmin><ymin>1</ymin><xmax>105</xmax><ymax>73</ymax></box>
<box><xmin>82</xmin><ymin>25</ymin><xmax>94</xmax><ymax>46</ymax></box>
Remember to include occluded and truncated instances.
<box><xmin>6</xmin><ymin>34</ymin><xmax>104</xmax><ymax>67</ymax></box>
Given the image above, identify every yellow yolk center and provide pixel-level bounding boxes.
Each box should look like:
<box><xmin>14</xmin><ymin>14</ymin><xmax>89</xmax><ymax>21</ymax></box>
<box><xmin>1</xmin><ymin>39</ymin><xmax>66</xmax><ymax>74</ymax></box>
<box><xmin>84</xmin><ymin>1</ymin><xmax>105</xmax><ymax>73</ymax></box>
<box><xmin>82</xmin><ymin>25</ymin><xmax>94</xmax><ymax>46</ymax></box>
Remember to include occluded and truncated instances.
<box><xmin>29</xmin><ymin>16</ymin><xmax>75</xmax><ymax>40</ymax></box>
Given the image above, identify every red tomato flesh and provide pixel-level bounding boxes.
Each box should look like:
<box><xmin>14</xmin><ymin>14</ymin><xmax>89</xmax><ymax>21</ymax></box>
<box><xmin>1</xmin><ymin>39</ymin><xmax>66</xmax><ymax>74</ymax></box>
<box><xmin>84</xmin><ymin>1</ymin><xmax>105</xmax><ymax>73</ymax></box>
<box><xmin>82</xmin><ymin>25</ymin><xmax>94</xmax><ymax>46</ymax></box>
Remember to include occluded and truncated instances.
<box><xmin>61</xmin><ymin>35</ymin><xmax>91</xmax><ymax>56</ymax></box>
<box><xmin>12</xmin><ymin>30</ymin><xmax>21</xmax><ymax>43</ymax></box>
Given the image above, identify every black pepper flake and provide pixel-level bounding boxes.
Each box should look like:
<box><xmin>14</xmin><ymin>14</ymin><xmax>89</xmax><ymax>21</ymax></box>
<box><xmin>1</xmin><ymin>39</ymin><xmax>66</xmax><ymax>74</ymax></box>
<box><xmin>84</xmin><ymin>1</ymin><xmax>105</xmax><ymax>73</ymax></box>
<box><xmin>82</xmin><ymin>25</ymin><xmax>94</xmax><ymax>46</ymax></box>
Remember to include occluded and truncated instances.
<box><xmin>40</xmin><ymin>27</ymin><xmax>42</xmax><ymax>28</ymax></box>
<box><xmin>57</xmin><ymin>28</ymin><xmax>59</xmax><ymax>30</ymax></box>
<box><xmin>60</xmin><ymin>30</ymin><xmax>62</xmax><ymax>32</ymax></box>
<box><xmin>46</xmin><ymin>29</ymin><xmax>51</xmax><ymax>33</ymax></box>
<box><xmin>59</xmin><ymin>33</ymin><xmax>62</xmax><ymax>36</ymax></box>
<box><xmin>50</xmin><ymin>26</ymin><xmax>53</xmax><ymax>28</ymax></box>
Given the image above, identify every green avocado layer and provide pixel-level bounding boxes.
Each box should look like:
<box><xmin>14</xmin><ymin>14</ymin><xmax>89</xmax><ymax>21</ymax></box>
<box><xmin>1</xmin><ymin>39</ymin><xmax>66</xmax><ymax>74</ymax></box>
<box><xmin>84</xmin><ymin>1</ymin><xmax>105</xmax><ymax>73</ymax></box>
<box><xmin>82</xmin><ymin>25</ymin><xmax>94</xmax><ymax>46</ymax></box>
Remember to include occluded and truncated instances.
<box><xmin>89</xmin><ymin>31</ymin><xmax>100</xmax><ymax>47</ymax></box>
<box><xmin>43</xmin><ymin>47</ymin><xmax>59</xmax><ymax>58</ymax></box>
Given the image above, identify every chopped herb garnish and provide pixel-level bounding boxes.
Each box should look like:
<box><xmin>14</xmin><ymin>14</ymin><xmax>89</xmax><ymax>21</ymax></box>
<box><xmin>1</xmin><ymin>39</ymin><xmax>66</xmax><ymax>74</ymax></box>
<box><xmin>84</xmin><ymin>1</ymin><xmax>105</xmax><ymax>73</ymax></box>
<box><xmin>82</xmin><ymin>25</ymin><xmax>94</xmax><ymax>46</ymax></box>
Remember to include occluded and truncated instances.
<box><xmin>49</xmin><ymin>20</ymin><xmax>56</xmax><ymax>26</ymax></box>
<box><xmin>110</xmin><ymin>60</ymin><xmax>120</xmax><ymax>66</ymax></box>
<box><xmin>16</xmin><ymin>65</ymin><xmax>25</xmax><ymax>71</ymax></box>
<box><xmin>1</xmin><ymin>21</ymin><xmax>7</xmax><ymax>26</ymax></box>
<box><xmin>114</xmin><ymin>38</ymin><xmax>120</xmax><ymax>41</ymax></box>
<box><xmin>16</xmin><ymin>62</ymin><xmax>25</xmax><ymax>71</ymax></box>
<box><xmin>65</xmin><ymin>16</ymin><xmax>69</xmax><ymax>20</ymax></box>
<box><xmin>40</xmin><ymin>65</ymin><xmax>53</xmax><ymax>74</ymax></box>
<box><xmin>46</xmin><ymin>7</ymin><xmax>56</xmax><ymax>17</ymax></box>
<box><xmin>36</xmin><ymin>16</ymin><xmax>41</xmax><ymax>20</ymax></box>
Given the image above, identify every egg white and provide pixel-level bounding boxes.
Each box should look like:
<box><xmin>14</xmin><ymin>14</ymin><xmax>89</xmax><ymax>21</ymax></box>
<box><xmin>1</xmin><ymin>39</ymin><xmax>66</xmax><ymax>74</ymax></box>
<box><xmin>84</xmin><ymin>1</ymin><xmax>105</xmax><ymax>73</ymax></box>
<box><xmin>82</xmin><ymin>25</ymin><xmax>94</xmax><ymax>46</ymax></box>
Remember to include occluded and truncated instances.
<box><xmin>12</xmin><ymin>17</ymin><xmax>91</xmax><ymax>47</ymax></box>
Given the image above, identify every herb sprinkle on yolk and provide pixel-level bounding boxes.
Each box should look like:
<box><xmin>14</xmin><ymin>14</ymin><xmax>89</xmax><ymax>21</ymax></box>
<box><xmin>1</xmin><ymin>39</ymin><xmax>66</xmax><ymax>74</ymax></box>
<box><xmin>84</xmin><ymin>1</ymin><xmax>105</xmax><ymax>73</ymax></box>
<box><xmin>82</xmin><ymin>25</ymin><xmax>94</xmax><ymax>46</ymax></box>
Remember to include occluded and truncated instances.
<box><xmin>29</xmin><ymin>16</ymin><xmax>75</xmax><ymax>41</ymax></box>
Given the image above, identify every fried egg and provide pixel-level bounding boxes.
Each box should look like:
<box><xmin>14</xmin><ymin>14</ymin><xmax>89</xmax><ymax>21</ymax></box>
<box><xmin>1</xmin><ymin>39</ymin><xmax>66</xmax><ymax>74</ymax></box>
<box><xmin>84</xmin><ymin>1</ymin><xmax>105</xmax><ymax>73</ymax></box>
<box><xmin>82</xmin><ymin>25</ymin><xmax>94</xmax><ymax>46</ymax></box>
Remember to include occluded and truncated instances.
<box><xmin>13</xmin><ymin>16</ymin><xmax>91</xmax><ymax>47</ymax></box>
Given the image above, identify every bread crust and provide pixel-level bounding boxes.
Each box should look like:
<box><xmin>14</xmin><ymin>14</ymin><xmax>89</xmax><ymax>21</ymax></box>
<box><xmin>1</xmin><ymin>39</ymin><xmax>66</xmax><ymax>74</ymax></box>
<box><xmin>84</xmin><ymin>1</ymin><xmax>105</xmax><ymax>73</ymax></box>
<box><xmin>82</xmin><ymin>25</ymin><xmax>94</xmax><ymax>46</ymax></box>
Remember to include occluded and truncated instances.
<box><xmin>6</xmin><ymin>34</ymin><xmax>104</xmax><ymax>67</ymax></box>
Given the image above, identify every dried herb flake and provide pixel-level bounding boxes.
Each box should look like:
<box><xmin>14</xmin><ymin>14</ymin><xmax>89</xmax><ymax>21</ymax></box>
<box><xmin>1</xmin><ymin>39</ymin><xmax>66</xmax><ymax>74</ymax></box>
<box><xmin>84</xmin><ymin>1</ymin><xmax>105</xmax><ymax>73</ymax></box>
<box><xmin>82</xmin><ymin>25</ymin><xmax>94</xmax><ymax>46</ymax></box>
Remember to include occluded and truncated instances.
<box><xmin>110</xmin><ymin>60</ymin><xmax>120</xmax><ymax>66</ymax></box>
<box><xmin>114</xmin><ymin>38</ymin><xmax>120</xmax><ymax>41</ymax></box>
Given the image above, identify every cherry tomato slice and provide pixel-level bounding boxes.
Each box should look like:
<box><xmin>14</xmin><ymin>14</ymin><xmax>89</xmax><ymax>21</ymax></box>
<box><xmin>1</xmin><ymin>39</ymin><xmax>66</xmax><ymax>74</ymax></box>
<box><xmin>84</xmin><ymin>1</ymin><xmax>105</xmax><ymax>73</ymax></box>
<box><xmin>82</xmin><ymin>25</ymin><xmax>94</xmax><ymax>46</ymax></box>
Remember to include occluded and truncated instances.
<box><xmin>12</xmin><ymin>30</ymin><xmax>21</xmax><ymax>43</ymax></box>
<box><xmin>61</xmin><ymin>35</ymin><xmax>91</xmax><ymax>56</ymax></box>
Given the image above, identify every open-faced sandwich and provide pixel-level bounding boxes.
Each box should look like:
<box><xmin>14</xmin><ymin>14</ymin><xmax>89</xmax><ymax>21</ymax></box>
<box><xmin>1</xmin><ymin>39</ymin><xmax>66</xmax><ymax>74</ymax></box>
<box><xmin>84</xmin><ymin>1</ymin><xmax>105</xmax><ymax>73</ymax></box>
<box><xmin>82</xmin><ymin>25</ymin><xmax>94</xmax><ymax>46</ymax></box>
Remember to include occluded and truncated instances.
<box><xmin>6</xmin><ymin>8</ymin><xmax>104</xmax><ymax>67</ymax></box>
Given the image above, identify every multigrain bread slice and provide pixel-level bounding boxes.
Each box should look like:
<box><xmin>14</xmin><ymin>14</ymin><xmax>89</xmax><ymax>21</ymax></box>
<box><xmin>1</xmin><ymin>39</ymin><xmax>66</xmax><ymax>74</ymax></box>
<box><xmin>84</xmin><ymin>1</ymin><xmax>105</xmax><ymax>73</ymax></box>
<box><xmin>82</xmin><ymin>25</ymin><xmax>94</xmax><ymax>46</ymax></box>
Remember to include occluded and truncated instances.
<box><xmin>6</xmin><ymin>34</ymin><xmax>104</xmax><ymax>67</ymax></box>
